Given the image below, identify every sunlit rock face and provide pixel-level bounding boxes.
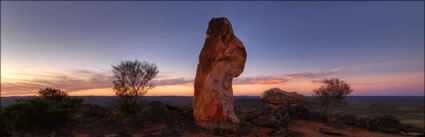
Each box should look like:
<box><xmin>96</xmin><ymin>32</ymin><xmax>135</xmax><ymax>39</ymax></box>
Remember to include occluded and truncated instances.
<box><xmin>193</xmin><ymin>17</ymin><xmax>247</xmax><ymax>129</ymax></box>
<box><xmin>260</xmin><ymin>88</ymin><xmax>306</xmax><ymax>106</ymax></box>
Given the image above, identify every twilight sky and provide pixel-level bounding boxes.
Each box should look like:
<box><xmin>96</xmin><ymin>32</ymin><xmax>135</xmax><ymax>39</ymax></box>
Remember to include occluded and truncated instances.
<box><xmin>1</xmin><ymin>1</ymin><xmax>424</xmax><ymax>96</ymax></box>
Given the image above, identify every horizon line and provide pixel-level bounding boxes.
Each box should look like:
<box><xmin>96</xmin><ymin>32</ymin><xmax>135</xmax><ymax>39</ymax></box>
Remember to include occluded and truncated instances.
<box><xmin>2</xmin><ymin>95</ymin><xmax>424</xmax><ymax>97</ymax></box>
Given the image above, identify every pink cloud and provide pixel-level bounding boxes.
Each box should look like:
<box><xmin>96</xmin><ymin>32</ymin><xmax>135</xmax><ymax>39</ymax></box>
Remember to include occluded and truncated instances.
<box><xmin>350</xmin><ymin>83</ymin><xmax>378</xmax><ymax>86</ymax></box>
<box><xmin>234</xmin><ymin>68</ymin><xmax>341</xmax><ymax>85</ymax></box>
<box><xmin>310</xmin><ymin>80</ymin><xmax>323</xmax><ymax>84</ymax></box>
<box><xmin>309</xmin><ymin>79</ymin><xmax>377</xmax><ymax>86</ymax></box>
<box><xmin>2</xmin><ymin>68</ymin><xmax>343</xmax><ymax>96</ymax></box>
<box><xmin>1</xmin><ymin>69</ymin><xmax>193</xmax><ymax>96</ymax></box>
<box><xmin>330</xmin><ymin>68</ymin><xmax>341</xmax><ymax>72</ymax></box>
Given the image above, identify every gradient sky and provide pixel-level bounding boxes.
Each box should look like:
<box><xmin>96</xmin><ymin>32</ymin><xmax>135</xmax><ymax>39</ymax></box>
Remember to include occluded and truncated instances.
<box><xmin>1</xmin><ymin>1</ymin><xmax>424</xmax><ymax>96</ymax></box>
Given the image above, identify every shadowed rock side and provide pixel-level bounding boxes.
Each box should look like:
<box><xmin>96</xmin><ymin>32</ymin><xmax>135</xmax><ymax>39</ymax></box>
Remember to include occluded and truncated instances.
<box><xmin>193</xmin><ymin>17</ymin><xmax>247</xmax><ymax>130</ymax></box>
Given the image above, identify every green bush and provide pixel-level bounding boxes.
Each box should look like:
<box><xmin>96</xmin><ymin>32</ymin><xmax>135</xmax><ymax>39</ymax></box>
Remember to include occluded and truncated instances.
<box><xmin>1</xmin><ymin>97</ymin><xmax>69</xmax><ymax>129</ymax></box>
<box><xmin>38</xmin><ymin>88</ymin><xmax>68</xmax><ymax>103</ymax></box>
<box><xmin>1</xmin><ymin>96</ymin><xmax>83</xmax><ymax>130</ymax></box>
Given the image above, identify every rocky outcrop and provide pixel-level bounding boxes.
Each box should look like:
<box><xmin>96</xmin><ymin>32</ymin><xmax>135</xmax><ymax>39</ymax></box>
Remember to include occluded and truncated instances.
<box><xmin>238</xmin><ymin>104</ymin><xmax>324</xmax><ymax>129</ymax></box>
<box><xmin>260</xmin><ymin>88</ymin><xmax>306</xmax><ymax>106</ymax></box>
<box><xmin>250</xmin><ymin>105</ymin><xmax>292</xmax><ymax>128</ymax></box>
<box><xmin>193</xmin><ymin>17</ymin><xmax>247</xmax><ymax>130</ymax></box>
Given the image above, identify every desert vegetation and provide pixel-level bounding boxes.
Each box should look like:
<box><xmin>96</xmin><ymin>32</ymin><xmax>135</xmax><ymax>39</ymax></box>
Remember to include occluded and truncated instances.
<box><xmin>112</xmin><ymin>60</ymin><xmax>159</xmax><ymax>115</ymax></box>
<box><xmin>0</xmin><ymin>92</ymin><xmax>424</xmax><ymax>137</ymax></box>
<box><xmin>312</xmin><ymin>78</ymin><xmax>353</xmax><ymax>116</ymax></box>
<box><xmin>38</xmin><ymin>88</ymin><xmax>68</xmax><ymax>103</ymax></box>
<box><xmin>1</xmin><ymin>88</ymin><xmax>83</xmax><ymax>131</ymax></box>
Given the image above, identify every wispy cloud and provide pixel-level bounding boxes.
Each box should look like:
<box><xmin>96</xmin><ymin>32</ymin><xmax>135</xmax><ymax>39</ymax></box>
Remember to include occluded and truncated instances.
<box><xmin>234</xmin><ymin>68</ymin><xmax>342</xmax><ymax>85</ymax></box>
<box><xmin>309</xmin><ymin>79</ymin><xmax>377</xmax><ymax>86</ymax></box>
<box><xmin>233</xmin><ymin>76</ymin><xmax>293</xmax><ymax>85</ymax></box>
<box><xmin>1</xmin><ymin>69</ymin><xmax>193</xmax><ymax>96</ymax></box>
<box><xmin>2</xmin><ymin>68</ymin><xmax>342</xmax><ymax>96</ymax></box>
<box><xmin>310</xmin><ymin>80</ymin><xmax>324</xmax><ymax>84</ymax></box>
<box><xmin>350</xmin><ymin>82</ymin><xmax>378</xmax><ymax>86</ymax></box>
<box><xmin>154</xmin><ymin>77</ymin><xmax>193</xmax><ymax>86</ymax></box>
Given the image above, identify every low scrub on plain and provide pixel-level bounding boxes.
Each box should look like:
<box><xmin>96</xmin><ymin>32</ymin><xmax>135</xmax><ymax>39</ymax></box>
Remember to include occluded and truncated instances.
<box><xmin>1</xmin><ymin>88</ymin><xmax>83</xmax><ymax>130</ymax></box>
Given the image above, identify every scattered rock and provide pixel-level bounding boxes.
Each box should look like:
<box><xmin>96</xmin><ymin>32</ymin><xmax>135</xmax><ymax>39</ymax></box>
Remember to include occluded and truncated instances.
<box><xmin>286</xmin><ymin>105</ymin><xmax>327</xmax><ymax>122</ymax></box>
<box><xmin>251</xmin><ymin>115</ymin><xmax>280</xmax><ymax>129</ymax></box>
<box><xmin>260</xmin><ymin>88</ymin><xmax>306</xmax><ymax>106</ymax></box>
<box><xmin>250</xmin><ymin>105</ymin><xmax>292</xmax><ymax>128</ymax></box>
<box><xmin>193</xmin><ymin>17</ymin><xmax>247</xmax><ymax>130</ymax></box>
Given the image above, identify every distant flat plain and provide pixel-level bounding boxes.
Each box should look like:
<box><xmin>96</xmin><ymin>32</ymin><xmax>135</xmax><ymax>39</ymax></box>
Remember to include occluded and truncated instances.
<box><xmin>1</xmin><ymin>96</ymin><xmax>424</xmax><ymax>128</ymax></box>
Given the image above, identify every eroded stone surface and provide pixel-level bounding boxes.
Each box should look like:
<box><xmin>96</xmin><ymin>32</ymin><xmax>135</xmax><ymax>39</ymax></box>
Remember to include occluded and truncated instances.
<box><xmin>193</xmin><ymin>17</ymin><xmax>247</xmax><ymax>129</ymax></box>
<box><xmin>260</xmin><ymin>88</ymin><xmax>306</xmax><ymax>106</ymax></box>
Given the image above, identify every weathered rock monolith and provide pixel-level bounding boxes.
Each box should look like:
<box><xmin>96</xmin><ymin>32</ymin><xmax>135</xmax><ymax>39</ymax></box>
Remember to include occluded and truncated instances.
<box><xmin>193</xmin><ymin>17</ymin><xmax>247</xmax><ymax>129</ymax></box>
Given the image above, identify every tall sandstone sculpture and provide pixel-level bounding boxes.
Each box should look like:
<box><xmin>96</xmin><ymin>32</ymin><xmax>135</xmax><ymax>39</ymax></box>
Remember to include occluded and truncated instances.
<box><xmin>194</xmin><ymin>17</ymin><xmax>247</xmax><ymax>129</ymax></box>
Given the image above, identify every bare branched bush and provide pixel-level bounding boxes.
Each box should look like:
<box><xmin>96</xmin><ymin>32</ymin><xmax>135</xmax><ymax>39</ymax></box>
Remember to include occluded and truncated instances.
<box><xmin>112</xmin><ymin>60</ymin><xmax>159</xmax><ymax>114</ymax></box>
<box><xmin>313</xmin><ymin>78</ymin><xmax>353</xmax><ymax>116</ymax></box>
